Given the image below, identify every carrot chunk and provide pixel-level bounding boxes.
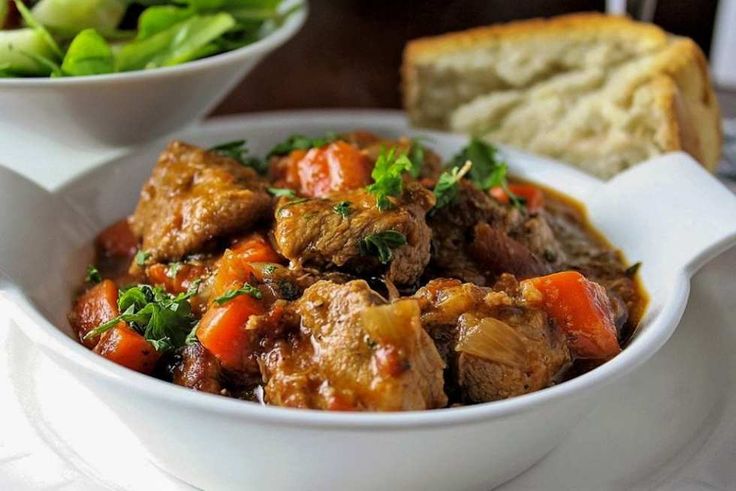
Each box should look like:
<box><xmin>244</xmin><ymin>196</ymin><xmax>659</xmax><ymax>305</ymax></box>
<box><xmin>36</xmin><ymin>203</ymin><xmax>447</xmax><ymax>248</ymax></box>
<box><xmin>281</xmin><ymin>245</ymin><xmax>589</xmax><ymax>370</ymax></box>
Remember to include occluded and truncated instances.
<box><xmin>96</xmin><ymin>219</ymin><xmax>137</xmax><ymax>258</ymax></box>
<box><xmin>146</xmin><ymin>262</ymin><xmax>206</xmax><ymax>294</ymax></box>
<box><xmin>94</xmin><ymin>323</ymin><xmax>160</xmax><ymax>374</ymax></box>
<box><xmin>490</xmin><ymin>184</ymin><xmax>545</xmax><ymax>213</ymax></box>
<box><xmin>196</xmin><ymin>295</ymin><xmax>265</xmax><ymax>371</ymax></box>
<box><xmin>69</xmin><ymin>279</ymin><xmax>120</xmax><ymax>348</ymax></box>
<box><xmin>230</xmin><ymin>233</ymin><xmax>281</xmax><ymax>263</ymax></box>
<box><xmin>522</xmin><ymin>271</ymin><xmax>621</xmax><ymax>361</ymax></box>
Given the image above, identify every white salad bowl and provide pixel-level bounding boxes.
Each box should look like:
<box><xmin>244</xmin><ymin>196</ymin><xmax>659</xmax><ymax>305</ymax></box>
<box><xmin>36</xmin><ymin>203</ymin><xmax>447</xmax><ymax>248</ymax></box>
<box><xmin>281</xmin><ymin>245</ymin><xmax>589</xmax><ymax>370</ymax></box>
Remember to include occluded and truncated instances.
<box><xmin>1</xmin><ymin>111</ymin><xmax>735</xmax><ymax>491</ymax></box>
<box><xmin>0</xmin><ymin>2</ymin><xmax>305</xmax><ymax>170</ymax></box>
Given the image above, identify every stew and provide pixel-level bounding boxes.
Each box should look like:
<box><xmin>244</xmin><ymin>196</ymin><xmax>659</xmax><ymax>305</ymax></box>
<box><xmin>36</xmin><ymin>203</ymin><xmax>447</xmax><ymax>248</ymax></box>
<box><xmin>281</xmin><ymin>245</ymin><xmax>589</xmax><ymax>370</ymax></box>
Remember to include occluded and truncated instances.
<box><xmin>69</xmin><ymin>132</ymin><xmax>646</xmax><ymax>411</ymax></box>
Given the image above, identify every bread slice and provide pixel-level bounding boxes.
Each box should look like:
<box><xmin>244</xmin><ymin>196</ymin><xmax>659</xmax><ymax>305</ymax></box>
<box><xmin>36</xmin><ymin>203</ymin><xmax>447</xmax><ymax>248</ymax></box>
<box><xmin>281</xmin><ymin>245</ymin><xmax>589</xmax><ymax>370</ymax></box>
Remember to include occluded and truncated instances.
<box><xmin>402</xmin><ymin>13</ymin><xmax>721</xmax><ymax>178</ymax></box>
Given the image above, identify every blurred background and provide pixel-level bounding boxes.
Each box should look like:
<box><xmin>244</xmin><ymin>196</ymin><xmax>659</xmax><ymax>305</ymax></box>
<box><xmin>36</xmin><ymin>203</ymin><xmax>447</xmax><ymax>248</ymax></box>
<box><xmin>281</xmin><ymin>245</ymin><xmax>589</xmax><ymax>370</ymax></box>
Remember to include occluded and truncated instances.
<box><xmin>215</xmin><ymin>0</ymin><xmax>734</xmax><ymax>116</ymax></box>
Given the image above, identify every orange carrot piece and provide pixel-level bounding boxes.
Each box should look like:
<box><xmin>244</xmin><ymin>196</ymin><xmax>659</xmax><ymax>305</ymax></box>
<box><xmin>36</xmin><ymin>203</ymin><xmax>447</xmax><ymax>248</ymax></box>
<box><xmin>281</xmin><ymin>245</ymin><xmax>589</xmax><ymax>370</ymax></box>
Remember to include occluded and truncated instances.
<box><xmin>490</xmin><ymin>184</ymin><xmax>545</xmax><ymax>213</ymax></box>
<box><xmin>523</xmin><ymin>271</ymin><xmax>621</xmax><ymax>361</ymax></box>
<box><xmin>196</xmin><ymin>295</ymin><xmax>265</xmax><ymax>370</ymax></box>
<box><xmin>96</xmin><ymin>219</ymin><xmax>138</xmax><ymax>258</ymax></box>
<box><xmin>69</xmin><ymin>279</ymin><xmax>120</xmax><ymax>349</ymax></box>
<box><xmin>146</xmin><ymin>263</ymin><xmax>206</xmax><ymax>294</ymax></box>
<box><xmin>230</xmin><ymin>233</ymin><xmax>281</xmax><ymax>263</ymax></box>
<box><xmin>94</xmin><ymin>323</ymin><xmax>160</xmax><ymax>374</ymax></box>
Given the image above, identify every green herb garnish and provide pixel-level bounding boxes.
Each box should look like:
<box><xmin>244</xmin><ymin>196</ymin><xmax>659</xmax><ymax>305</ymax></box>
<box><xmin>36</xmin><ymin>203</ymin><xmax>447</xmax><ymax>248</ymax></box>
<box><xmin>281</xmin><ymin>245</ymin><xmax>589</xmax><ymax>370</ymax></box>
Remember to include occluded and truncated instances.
<box><xmin>135</xmin><ymin>249</ymin><xmax>151</xmax><ymax>267</ymax></box>
<box><xmin>625</xmin><ymin>262</ymin><xmax>642</xmax><ymax>277</ymax></box>
<box><xmin>209</xmin><ymin>140</ymin><xmax>267</xmax><ymax>174</ymax></box>
<box><xmin>408</xmin><ymin>139</ymin><xmax>426</xmax><ymax>178</ymax></box>
<box><xmin>214</xmin><ymin>282</ymin><xmax>262</xmax><ymax>305</ymax></box>
<box><xmin>166</xmin><ymin>261</ymin><xmax>182</xmax><ymax>279</ymax></box>
<box><xmin>366</xmin><ymin>147</ymin><xmax>413</xmax><ymax>211</ymax></box>
<box><xmin>85</xmin><ymin>281</ymin><xmax>201</xmax><ymax>352</ymax></box>
<box><xmin>433</xmin><ymin>161</ymin><xmax>472</xmax><ymax>210</ymax></box>
<box><xmin>263</xmin><ymin>264</ymin><xmax>278</xmax><ymax>275</ymax></box>
<box><xmin>358</xmin><ymin>230</ymin><xmax>407</xmax><ymax>264</ymax></box>
<box><xmin>85</xmin><ymin>265</ymin><xmax>101</xmax><ymax>284</ymax></box>
<box><xmin>268</xmin><ymin>187</ymin><xmax>297</xmax><ymax>198</ymax></box>
<box><xmin>333</xmin><ymin>201</ymin><xmax>351</xmax><ymax>218</ymax></box>
<box><xmin>267</xmin><ymin>133</ymin><xmax>338</xmax><ymax>158</ymax></box>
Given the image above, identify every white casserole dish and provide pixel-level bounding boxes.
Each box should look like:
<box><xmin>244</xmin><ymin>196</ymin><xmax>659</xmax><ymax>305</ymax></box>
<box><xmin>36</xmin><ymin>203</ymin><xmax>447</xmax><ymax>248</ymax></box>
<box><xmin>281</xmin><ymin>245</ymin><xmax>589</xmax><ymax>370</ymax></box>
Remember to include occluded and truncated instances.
<box><xmin>1</xmin><ymin>111</ymin><xmax>735</xmax><ymax>490</ymax></box>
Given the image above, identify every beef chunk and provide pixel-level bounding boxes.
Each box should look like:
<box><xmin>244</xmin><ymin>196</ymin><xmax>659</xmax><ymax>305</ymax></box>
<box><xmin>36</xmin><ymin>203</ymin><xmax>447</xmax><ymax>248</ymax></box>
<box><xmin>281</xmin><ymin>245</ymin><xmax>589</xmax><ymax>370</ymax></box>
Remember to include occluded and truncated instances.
<box><xmin>273</xmin><ymin>183</ymin><xmax>434</xmax><ymax>285</ymax></box>
<box><xmin>260</xmin><ymin>280</ymin><xmax>447</xmax><ymax>411</ymax></box>
<box><xmin>428</xmin><ymin>181</ymin><xmax>559</xmax><ymax>284</ymax></box>
<box><xmin>414</xmin><ymin>276</ymin><xmax>570</xmax><ymax>403</ymax></box>
<box><xmin>173</xmin><ymin>343</ymin><xmax>222</xmax><ymax>394</ymax></box>
<box><xmin>130</xmin><ymin>141</ymin><xmax>271</xmax><ymax>262</ymax></box>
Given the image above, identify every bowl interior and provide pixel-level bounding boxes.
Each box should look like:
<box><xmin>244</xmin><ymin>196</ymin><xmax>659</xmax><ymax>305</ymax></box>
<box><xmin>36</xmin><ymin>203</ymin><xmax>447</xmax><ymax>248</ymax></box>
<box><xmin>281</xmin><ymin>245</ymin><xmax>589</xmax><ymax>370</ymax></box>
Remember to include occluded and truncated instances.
<box><xmin>0</xmin><ymin>110</ymin><xmax>689</xmax><ymax>426</ymax></box>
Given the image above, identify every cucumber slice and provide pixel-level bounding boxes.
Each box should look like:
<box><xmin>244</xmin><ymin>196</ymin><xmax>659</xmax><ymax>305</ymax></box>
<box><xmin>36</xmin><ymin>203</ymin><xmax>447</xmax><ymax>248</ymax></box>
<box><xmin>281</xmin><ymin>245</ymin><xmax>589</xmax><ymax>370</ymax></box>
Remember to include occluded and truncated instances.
<box><xmin>31</xmin><ymin>0</ymin><xmax>127</xmax><ymax>36</ymax></box>
<box><xmin>0</xmin><ymin>28</ymin><xmax>59</xmax><ymax>75</ymax></box>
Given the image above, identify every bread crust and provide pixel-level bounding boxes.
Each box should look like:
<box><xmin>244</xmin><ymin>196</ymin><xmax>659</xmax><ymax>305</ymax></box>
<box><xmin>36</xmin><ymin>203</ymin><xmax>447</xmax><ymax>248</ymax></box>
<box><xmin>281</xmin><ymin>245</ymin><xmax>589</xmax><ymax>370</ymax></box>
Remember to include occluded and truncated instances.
<box><xmin>402</xmin><ymin>13</ymin><xmax>721</xmax><ymax>173</ymax></box>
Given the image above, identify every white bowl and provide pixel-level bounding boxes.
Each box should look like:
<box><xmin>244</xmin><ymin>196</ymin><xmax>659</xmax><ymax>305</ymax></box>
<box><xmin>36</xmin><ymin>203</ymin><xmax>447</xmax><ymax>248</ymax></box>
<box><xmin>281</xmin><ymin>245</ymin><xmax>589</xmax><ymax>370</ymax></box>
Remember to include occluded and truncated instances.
<box><xmin>0</xmin><ymin>3</ymin><xmax>306</xmax><ymax>169</ymax></box>
<box><xmin>1</xmin><ymin>111</ymin><xmax>735</xmax><ymax>491</ymax></box>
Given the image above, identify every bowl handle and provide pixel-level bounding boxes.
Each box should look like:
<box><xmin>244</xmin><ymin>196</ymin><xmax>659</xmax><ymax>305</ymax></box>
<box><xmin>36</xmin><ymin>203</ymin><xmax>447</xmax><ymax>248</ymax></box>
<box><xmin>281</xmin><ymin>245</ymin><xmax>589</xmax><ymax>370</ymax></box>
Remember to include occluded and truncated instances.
<box><xmin>589</xmin><ymin>152</ymin><xmax>736</xmax><ymax>277</ymax></box>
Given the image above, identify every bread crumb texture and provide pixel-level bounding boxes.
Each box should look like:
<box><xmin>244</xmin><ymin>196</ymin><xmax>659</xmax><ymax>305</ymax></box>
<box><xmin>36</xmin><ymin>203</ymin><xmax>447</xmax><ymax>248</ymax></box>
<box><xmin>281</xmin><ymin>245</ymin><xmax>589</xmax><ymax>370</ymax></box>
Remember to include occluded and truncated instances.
<box><xmin>403</xmin><ymin>13</ymin><xmax>721</xmax><ymax>178</ymax></box>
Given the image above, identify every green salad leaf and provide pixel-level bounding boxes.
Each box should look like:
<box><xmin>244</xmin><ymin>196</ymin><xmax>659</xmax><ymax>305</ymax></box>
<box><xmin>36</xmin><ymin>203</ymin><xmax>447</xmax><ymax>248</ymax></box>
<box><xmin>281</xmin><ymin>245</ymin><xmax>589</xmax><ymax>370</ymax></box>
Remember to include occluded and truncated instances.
<box><xmin>0</xmin><ymin>28</ymin><xmax>59</xmax><ymax>76</ymax></box>
<box><xmin>30</xmin><ymin>0</ymin><xmax>127</xmax><ymax>37</ymax></box>
<box><xmin>136</xmin><ymin>5</ymin><xmax>194</xmax><ymax>39</ymax></box>
<box><xmin>61</xmin><ymin>28</ymin><xmax>114</xmax><ymax>76</ymax></box>
<box><xmin>366</xmin><ymin>147</ymin><xmax>413</xmax><ymax>211</ymax></box>
<box><xmin>116</xmin><ymin>12</ymin><xmax>235</xmax><ymax>71</ymax></box>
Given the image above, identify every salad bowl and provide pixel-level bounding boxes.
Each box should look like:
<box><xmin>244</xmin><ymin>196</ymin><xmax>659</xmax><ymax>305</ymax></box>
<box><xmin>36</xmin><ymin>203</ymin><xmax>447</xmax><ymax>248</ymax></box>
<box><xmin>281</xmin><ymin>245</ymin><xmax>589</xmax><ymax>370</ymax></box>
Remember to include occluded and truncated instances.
<box><xmin>1</xmin><ymin>111</ymin><xmax>735</xmax><ymax>490</ymax></box>
<box><xmin>0</xmin><ymin>1</ymin><xmax>306</xmax><ymax>170</ymax></box>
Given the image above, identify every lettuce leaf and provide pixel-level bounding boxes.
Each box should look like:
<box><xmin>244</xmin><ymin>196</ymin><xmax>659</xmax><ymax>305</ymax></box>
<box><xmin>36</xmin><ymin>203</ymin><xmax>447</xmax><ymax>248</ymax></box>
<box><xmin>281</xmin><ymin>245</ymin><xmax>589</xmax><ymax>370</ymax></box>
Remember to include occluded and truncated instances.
<box><xmin>116</xmin><ymin>12</ymin><xmax>235</xmax><ymax>71</ymax></box>
<box><xmin>136</xmin><ymin>5</ymin><xmax>194</xmax><ymax>40</ymax></box>
<box><xmin>30</xmin><ymin>0</ymin><xmax>127</xmax><ymax>37</ymax></box>
<box><xmin>61</xmin><ymin>28</ymin><xmax>114</xmax><ymax>76</ymax></box>
<box><xmin>0</xmin><ymin>28</ymin><xmax>59</xmax><ymax>76</ymax></box>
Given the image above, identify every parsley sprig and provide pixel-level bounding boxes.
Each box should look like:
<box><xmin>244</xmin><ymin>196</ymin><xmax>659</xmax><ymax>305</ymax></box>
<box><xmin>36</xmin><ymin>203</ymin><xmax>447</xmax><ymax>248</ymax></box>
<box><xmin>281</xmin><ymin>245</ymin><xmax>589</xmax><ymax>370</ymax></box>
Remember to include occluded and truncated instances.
<box><xmin>214</xmin><ymin>282</ymin><xmax>263</xmax><ymax>305</ymax></box>
<box><xmin>209</xmin><ymin>140</ymin><xmax>267</xmax><ymax>174</ymax></box>
<box><xmin>333</xmin><ymin>201</ymin><xmax>351</xmax><ymax>218</ymax></box>
<box><xmin>359</xmin><ymin>230</ymin><xmax>407</xmax><ymax>264</ymax></box>
<box><xmin>267</xmin><ymin>133</ymin><xmax>338</xmax><ymax>158</ymax></box>
<box><xmin>433</xmin><ymin>160</ymin><xmax>472</xmax><ymax>210</ymax></box>
<box><xmin>366</xmin><ymin>147</ymin><xmax>413</xmax><ymax>211</ymax></box>
<box><xmin>85</xmin><ymin>265</ymin><xmax>101</xmax><ymax>284</ymax></box>
<box><xmin>85</xmin><ymin>281</ymin><xmax>201</xmax><ymax>352</ymax></box>
<box><xmin>446</xmin><ymin>138</ymin><xmax>521</xmax><ymax>207</ymax></box>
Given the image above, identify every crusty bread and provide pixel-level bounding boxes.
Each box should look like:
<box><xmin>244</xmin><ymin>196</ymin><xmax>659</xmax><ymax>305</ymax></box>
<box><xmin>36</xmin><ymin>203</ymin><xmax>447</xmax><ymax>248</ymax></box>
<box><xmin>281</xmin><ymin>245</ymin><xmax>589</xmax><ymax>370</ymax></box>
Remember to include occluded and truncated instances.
<box><xmin>402</xmin><ymin>13</ymin><xmax>721</xmax><ymax>178</ymax></box>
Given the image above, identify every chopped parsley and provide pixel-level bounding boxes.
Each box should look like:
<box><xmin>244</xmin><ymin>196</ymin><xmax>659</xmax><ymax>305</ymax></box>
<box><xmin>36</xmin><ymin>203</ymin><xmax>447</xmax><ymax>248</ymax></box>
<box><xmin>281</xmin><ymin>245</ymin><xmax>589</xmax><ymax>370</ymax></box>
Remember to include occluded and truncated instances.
<box><xmin>333</xmin><ymin>201</ymin><xmax>352</xmax><ymax>218</ymax></box>
<box><xmin>432</xmin><ymin>160</ymin><xmax>472</xmax><ymax>210</ymax></box>
<box><xmin>359</xmin><ymin>230</ymin><xmax>407</xmax><ymax>264</ymax></box>
<box><xmin>447</xmin><ymin>138</ymin><xmax>521</xmax><ymax>207</ymax></box>
<box><xmin>267</xmin><ymin>133</ymin><xmax>338</xmax><ymax>158</ymax></box>
<box><xmin>85</xmin><ymin>265</ymin><xmax>101</xmax><ymax>284</ymax></box>
<box><xmin>625</xmin><ymin>262</ymin><xmax>642</xmax><ymax>277</ymax></box>
<box><xmin>366</xmin><ymin>147</ymin><xmax>413</xmax><ymax>211</ymax></box>
<box><xmin>214</xmin><ymin>282</ymin><xmax>262</xmax><ymax>305</ymax></box>
<box><xmin>165</xmin><ymin>262</ymin><xmax>182</xmax><ymax>279</ymax></box>
<box><xmin>85</xmin><ymin>281</ymin><xmax>200</xmax><ymax>353</ymax></box>
<box><xmin>263</xmin><ymin>264</ymin><xmax>278</xmax><ymax>275</ymax></box>
<box><xmin>209</xmin><ymin>140</ymin><xmax>267</xmax><ymax>174</ymax></box>
<box><xmin>134</xmin><ymin>249</ymin><xmax>151</xmax><ymax>267</ymax></box>
<box><xmin>268</xmin><ymin>187</ymin><xmax>297</xmax><ymax>198</ymax></box>
<box><xmin>407</xmin><ymin>138</ymin><xmax>426</xmax><ymax>178</ymax></box>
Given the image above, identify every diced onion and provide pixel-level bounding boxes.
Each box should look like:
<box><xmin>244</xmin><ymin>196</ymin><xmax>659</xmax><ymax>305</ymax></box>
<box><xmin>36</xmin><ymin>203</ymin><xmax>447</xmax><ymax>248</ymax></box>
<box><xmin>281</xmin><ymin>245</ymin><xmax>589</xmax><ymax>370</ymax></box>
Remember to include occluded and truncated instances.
<box><xmin>456</xmin><ymin>315</ymin><xmax>528</xmax><ymax>368</ymax></box>
<box><xmin>361</xmin><ymin>299</ymin><xmax>421</xmax><ymax>346</ymax></box>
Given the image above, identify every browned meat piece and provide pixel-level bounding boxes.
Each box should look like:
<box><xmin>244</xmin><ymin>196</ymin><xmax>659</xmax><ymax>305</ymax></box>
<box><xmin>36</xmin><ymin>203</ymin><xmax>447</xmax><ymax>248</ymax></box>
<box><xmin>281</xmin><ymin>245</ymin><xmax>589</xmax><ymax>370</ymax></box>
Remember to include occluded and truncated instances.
<box><xmin>130</xmin><ymin>141</ymin><xmax>271</xmax><ymax>262</ymax></box>
<box><xmin>469</xmin><ymin>222</ymin><xmax>551</xmax><ymax>278</ymax></box>
<box><xmin>273</xmin><ymin>183</ymin><xmax>434</xmax><ymax>285</ymax></box>
<box><xmin>428</xmin><ymin>181</ymin><xmax>560</xmax><ymax>284</ymax></box>
<box><xmin>173</xmin><ymin>343</ymin><xmax>222</xmax><ymax>394</ymax></box>
<box><xmin>414</xmin><ymin>276</ymin><xmax>570</xmax><ymax>403</ymax></box>
<box><xmin>260</xmin><ymin>280</ymin><xmax>447</xmax><ymax>411</ymax></box>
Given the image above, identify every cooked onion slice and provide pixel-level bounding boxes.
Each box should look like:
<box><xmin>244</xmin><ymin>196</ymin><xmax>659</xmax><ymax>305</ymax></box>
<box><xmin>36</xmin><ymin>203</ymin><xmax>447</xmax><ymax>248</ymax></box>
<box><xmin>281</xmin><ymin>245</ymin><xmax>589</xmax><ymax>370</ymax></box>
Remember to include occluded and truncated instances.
<box><xmin>455</xmin><ymin>314</ymin><xmax>528</xmax><ymax>368</ymax></box>
<box><xmin>361</xmin><ymin>299</ymin><xmax>421</xmax><ymax>347</ymax></box>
